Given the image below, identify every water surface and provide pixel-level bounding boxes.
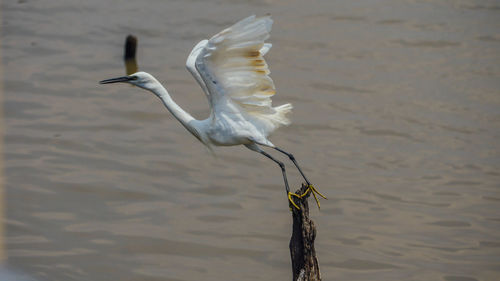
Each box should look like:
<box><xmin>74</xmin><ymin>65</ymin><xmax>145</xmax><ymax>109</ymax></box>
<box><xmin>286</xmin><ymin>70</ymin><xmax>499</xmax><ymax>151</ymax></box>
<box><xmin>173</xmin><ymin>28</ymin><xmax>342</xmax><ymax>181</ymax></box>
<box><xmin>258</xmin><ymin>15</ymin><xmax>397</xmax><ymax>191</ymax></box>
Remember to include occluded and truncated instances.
<box><xmin>2</xmin><ymin>0</ymin><xmax>500</xmax><ymax>280</ymax></box>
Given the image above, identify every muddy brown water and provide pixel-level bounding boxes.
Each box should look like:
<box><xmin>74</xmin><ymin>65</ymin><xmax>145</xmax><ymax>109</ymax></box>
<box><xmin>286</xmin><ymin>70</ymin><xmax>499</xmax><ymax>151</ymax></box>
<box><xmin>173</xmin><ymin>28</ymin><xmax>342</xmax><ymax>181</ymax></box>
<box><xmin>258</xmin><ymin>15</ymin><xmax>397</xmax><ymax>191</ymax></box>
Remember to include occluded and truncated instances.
<box><xmin>2</xmin><ymin>0</ymin><xmax>500</xmax><ymax>280</ymax></box>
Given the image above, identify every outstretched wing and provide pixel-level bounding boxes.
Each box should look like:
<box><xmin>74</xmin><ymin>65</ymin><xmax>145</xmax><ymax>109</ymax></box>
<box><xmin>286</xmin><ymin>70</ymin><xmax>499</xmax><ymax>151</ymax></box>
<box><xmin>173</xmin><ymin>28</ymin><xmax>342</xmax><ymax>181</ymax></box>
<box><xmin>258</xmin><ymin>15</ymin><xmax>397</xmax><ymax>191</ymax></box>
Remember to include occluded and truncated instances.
<box><xmin>194</xmin><ymin>15</ymin><xmax>292</xmax><ymax>135</ymax></box>
<box><xmin>186</xmin><ymin>39</ymin><xmax>210</xmax><ymax>105</ymax></box>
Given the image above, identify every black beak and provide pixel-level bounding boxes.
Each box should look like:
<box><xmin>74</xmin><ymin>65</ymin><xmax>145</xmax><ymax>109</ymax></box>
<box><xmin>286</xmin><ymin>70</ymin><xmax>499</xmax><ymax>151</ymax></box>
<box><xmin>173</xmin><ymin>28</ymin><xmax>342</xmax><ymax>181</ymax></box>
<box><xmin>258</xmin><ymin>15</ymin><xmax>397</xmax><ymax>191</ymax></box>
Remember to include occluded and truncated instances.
<box><xmin>99</xmin><ymin>76</ymin><xmax>132</xmax><ymax>84</ymax></box>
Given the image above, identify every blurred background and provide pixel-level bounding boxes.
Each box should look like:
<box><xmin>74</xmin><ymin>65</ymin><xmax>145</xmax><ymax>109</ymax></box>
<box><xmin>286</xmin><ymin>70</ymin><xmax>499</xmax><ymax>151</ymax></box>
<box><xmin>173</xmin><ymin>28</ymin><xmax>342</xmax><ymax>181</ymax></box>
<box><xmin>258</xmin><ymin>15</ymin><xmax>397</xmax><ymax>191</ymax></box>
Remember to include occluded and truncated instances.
<box><xmin>1</xmin><ymin>0</ymin><xmax>499</xmax><ymax>280</ymax></box>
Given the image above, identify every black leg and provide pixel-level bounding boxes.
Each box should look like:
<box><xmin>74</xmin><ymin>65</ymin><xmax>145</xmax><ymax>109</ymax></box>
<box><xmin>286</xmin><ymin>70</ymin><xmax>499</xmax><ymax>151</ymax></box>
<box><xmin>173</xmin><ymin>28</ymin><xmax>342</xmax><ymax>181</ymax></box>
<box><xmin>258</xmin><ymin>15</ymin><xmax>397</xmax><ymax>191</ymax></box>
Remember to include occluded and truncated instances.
<box><xmin>260</xmin><ymin>150</ymin><xmax>290</xmax><ymax>194</ymax></box>
<box><xmin>274</xmin><ymin>147</ymin><xmax>327</xmax><ymax>207</ymax></box>
<box><xmin>274</xmin><ymin>147</ymin><xmax>311</xmax><ymax>185</ymax></box>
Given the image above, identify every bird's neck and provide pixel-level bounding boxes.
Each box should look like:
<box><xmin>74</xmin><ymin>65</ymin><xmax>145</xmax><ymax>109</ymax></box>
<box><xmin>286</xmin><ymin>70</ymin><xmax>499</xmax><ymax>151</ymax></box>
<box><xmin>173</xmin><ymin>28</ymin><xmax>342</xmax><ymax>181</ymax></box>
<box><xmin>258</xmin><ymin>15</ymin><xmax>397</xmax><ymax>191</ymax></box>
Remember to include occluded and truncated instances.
<box><xmin>149</xmin><ymin>84</ymin><xmax>202</xmax><ymax>138</ymax></box>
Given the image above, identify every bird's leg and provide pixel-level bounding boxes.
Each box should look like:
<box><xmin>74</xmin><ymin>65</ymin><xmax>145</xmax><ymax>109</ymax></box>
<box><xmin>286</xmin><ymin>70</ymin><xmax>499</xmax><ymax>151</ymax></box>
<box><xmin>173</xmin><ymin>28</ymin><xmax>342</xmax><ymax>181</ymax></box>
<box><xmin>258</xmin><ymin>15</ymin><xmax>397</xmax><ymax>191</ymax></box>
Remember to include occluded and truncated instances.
<box><xmin>274</xmin><ymin>147</ymin><xmax>327</xmax><ymax>209</ymax></box>
<box><xmin>274</xmin><ymin>147</ymin><xmax>311</xmax><ymax>184</ymax></box>
<box><xmin>259</xmin><ymin>150</ymin><xmax>302</xmax><ymax>210</ymax></box>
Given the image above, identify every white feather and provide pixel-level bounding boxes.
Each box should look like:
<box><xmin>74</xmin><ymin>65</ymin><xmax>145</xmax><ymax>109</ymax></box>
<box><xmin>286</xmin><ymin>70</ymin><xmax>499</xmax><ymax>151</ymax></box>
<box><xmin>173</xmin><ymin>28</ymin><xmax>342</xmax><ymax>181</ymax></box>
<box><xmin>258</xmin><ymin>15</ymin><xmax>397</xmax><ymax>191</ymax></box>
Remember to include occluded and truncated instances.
<box><xmin>186</xmin><ymin>40</ymin><xmax>210</xmax><ymax>106</ymax></box>
<box><xmin>101</xmin><ymin>16</ymin><xmax>326</xmax><ymax>210</ymax></box>
<box><xmin>192</xmin><ymin>15</ymin><xmax>292</xmax><ymax>139</ymax></box>
<box><xmin>112</xmin><ymin>16</ymin><xmax>292</xmax><ymax>148</ymax></box>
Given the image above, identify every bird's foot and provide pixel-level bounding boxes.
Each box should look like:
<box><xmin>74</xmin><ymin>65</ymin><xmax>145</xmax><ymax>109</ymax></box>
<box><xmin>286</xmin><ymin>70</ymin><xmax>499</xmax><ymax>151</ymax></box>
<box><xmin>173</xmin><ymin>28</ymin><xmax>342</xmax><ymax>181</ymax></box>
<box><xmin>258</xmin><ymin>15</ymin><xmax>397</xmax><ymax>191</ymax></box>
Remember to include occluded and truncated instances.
<box><xmin>288</xmin><ymin>184</ymin><xmax>327</xmax><ymax>210</ymax></box>
<box><xmin>288</xmin><ymin>191</ymin><xmax>303</xmax><ymax>210</ymax></box>
<box><xmin>303</xmin><ymin>184</ymin><xmax>327</xmax><ymax>210</ymax></box>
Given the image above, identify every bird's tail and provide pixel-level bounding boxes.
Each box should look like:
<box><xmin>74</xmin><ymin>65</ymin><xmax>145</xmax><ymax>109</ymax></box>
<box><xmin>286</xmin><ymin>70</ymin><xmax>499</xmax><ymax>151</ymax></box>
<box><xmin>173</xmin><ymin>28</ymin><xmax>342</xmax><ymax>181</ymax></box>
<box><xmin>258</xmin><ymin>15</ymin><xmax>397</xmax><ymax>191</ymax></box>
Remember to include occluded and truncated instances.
<box><xmin>272</xmin><ymin>103</ymin><xmax>293</xmax><ymax>127</ymax></box>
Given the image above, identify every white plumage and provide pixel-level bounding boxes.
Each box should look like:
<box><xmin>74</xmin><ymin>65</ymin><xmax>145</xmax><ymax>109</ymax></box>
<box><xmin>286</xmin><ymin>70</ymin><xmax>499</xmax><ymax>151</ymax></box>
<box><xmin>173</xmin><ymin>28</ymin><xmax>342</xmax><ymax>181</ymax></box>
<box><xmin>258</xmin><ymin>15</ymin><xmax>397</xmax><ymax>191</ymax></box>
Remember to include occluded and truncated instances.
<box><xmin>100</xmin><ymin>15</ymin><xmax>325</xmax><ymax>209</ymax></box>
<box><xmin>188</xmin><ymin>15</ymin><xmax>292</xmax><ymax>147</ymax></box>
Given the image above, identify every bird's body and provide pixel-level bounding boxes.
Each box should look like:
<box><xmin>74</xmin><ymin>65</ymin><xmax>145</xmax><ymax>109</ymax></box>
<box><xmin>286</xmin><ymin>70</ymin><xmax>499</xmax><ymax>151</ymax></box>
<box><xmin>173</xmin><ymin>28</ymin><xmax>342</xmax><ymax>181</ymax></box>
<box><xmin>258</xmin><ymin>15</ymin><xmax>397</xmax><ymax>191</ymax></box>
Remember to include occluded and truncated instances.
<box><xmin>186</xmin><ymin>15</ymin><xmax>292</xmax><ymax>149</ymax></box>
<box><xmin>100</xmin><ymin>15</ymin><xmax>325</xmax><ymax>209</ymax></box>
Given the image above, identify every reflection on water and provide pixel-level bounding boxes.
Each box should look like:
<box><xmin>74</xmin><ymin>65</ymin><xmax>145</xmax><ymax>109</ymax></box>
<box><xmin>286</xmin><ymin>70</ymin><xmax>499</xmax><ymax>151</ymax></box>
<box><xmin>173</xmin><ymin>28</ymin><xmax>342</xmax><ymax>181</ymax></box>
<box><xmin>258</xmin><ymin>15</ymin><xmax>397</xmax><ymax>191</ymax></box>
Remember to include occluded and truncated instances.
<box><xmin>2</xmin><ymin>0</ymin><xmax>500</xmax><ymax>280</ymax></box>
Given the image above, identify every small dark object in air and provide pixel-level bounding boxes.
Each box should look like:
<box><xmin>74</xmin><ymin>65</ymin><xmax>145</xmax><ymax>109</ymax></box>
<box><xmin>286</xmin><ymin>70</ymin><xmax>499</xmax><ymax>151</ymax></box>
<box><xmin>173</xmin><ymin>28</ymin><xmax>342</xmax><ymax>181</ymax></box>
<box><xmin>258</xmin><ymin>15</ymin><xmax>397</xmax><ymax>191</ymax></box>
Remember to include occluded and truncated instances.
<box><xmin>124</xmin><ymin>35</ymin><xmax>138</xmax><ymax>75</ymax></box>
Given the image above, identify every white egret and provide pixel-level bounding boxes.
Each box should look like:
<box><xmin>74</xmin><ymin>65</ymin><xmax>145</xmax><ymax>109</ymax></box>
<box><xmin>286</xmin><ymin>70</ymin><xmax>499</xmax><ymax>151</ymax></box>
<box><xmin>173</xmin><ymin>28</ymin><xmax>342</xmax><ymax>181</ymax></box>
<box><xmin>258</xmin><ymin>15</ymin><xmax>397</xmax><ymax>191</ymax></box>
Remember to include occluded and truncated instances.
<box><xmin>100</xmin><ymin>15</ymin><xmax>326</xmax><ymax>209</ymax></box>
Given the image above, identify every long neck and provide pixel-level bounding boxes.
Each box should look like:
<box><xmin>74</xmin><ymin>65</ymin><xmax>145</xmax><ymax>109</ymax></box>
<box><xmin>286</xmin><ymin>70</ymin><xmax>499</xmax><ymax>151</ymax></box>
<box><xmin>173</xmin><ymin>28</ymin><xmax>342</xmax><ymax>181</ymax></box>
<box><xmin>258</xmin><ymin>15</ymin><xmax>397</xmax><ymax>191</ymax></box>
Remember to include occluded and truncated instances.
<box><xmin>149</xmin><ymin>84</ymin><xmax>200</xmax><ymax>136</ymax></box>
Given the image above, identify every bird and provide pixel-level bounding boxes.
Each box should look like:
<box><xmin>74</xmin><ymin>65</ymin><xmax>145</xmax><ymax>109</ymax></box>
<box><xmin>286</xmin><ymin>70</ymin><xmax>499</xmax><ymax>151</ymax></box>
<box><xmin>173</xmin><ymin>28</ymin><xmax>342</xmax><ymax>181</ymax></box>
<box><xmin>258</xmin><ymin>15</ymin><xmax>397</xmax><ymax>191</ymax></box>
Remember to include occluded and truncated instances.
<box><xmin>100</xmin><ymin>15</ymin><xmax>326</xmax><ymax>210</ymax></box>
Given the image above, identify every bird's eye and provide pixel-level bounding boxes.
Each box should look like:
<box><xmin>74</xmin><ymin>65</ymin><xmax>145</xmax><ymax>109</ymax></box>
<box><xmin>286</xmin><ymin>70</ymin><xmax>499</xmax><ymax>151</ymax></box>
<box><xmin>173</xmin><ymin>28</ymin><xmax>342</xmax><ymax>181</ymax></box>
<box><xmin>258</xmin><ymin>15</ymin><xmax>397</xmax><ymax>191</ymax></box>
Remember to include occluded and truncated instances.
<box><xmin>130</xmin><ymin>76</ymin><xmax>138</xmax><ymax>81</ymax></box>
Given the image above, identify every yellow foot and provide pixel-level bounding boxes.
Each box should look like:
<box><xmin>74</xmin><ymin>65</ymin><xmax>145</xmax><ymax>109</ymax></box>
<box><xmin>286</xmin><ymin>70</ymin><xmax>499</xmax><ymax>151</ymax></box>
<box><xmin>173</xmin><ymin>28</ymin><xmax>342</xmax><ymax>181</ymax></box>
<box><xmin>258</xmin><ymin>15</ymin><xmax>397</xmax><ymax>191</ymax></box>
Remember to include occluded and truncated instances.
<box><xmin>306</xmin><ymin>184</ymin><xmax>328</xmax><ymax>210</ymax></box>
<box><xmin>288</xmin><ymin>192</ymin><xmax>302</xmax><ymax>210</ymax></box>
<box><xmin>288</xmin><ymin>185</ymin><xmax>327</xmax><ymax>210</ymax></box>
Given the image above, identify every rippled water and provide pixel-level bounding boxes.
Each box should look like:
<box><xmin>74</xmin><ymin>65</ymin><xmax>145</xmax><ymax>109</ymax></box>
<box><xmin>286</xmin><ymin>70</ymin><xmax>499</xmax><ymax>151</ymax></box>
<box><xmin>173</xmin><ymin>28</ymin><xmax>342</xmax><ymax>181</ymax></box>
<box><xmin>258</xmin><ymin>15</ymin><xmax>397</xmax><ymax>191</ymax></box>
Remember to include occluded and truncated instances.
<box><xmin>2</xmin><ymin>0</ymin><xmax>500</xmax><ymax>280</ymax></box>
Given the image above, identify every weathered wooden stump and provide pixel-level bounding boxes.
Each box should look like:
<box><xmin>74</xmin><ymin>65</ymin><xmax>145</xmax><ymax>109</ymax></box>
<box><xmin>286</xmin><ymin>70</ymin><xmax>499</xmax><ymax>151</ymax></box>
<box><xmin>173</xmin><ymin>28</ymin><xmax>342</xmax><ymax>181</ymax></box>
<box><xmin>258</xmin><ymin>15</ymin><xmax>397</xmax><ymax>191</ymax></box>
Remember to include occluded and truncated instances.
<box><xmin>289</xmin><ymin>184</ymin><xmax>322</xmax><ymax>281</ymax></box>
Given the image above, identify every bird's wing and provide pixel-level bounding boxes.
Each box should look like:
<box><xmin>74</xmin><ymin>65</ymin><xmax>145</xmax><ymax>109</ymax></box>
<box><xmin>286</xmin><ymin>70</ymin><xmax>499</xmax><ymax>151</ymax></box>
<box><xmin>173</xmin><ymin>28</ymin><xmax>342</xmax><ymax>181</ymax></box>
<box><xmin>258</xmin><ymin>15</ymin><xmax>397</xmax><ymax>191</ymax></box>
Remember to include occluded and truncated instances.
<box><xmin>186</xmin><ymin>39</ymin><xmax>211</xmax><ymax>106</ymax></box>
<box><xmin>195</xmin><ymin>15</ymin><xmax>292</xmax><ymax>135</ymax></box>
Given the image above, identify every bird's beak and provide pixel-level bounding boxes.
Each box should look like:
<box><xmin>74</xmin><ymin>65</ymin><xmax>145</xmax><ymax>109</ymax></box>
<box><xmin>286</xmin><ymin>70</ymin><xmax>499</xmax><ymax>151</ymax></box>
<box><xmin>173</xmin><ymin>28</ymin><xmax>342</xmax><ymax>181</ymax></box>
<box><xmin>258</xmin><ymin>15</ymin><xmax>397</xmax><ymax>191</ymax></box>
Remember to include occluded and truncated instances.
<box><xmin>99</xmin><ymin>76</ymin><xmax>132</xmax><ymax>84</ymax></box>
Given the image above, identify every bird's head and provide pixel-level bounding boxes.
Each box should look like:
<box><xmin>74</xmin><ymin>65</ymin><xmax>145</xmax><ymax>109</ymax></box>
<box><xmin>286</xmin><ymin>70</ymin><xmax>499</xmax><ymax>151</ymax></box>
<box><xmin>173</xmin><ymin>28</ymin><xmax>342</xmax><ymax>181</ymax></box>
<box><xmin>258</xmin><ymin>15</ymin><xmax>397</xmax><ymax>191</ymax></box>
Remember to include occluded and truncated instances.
<box><xmin>99</xmin><ymin>71</ymin><xmax>160</xmax><ymax>91</ymax></box>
